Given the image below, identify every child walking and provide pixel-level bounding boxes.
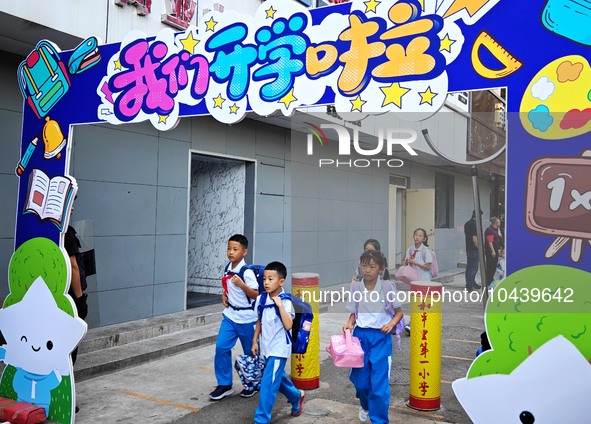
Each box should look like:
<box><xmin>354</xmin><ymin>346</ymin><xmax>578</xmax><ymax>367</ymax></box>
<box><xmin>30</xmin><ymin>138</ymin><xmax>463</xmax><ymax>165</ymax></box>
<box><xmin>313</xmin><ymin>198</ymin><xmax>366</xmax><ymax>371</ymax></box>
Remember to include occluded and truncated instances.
<box><xmin>210</xmin><ymin>234</ymin><xmax>260</xmax><ymax>400</ymax></box>
<box><xmin>344</xmin><ymin>250</ymin><xmax>404</xmax><ymax>423</ymax></box>
<box><xmin>404</xmin><ymin>228</ymin><xmax>432</xmax><ymax>281</ymax></box>
<box><xmin>352</xmin><ymin>239</ymin><xmax>391</xmax><ymax>282</ymax></box>
<box><xmin>252</xmin><ymin>262</ymin><xmax>305</xmax><ymax>423</ymax></box>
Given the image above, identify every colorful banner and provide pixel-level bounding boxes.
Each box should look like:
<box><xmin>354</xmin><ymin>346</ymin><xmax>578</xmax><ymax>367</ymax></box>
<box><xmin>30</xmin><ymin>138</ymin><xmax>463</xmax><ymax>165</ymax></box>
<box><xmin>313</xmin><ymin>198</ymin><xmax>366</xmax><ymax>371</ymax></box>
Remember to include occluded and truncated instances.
<box><xmin>6</xmin><ymin>0</ymin><xmax>591</xmax><ymax>422</ymax></box>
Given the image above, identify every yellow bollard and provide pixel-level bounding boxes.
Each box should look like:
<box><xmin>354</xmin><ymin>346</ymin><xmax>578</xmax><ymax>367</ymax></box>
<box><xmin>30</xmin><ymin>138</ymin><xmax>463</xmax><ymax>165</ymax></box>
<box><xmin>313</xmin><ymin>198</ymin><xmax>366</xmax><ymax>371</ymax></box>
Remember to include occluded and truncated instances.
<box><xmin>408</xmin><ymin>281</ymin><xmax>443</xmax><ymax>411</ymax></box>
<box><xmin>290</xmin><ymin>272</ymin><xmax>320</xmax><ymax>390</ymax></box>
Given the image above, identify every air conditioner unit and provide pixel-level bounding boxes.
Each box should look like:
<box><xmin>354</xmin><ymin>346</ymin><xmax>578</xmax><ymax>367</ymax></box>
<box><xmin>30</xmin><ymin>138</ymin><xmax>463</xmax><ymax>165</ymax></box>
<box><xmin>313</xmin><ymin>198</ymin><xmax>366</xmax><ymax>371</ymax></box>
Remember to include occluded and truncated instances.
<box><xmin>494</xmin><ymin>103</ymin><xmax>506</xmax><ymax>129</ymax></box>
<box><xmin>446</xmin><ymin>91</ymin><xmax>469</xmax><ymax>113</ymax></box>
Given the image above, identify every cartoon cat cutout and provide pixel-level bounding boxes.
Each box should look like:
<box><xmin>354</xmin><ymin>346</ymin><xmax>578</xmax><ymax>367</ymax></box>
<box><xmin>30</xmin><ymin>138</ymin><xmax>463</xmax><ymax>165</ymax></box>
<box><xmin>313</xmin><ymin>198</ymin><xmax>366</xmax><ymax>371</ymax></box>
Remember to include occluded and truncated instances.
<box><xmin>0</xmin><ymin>277</ymin><xmax>87</xmax><ymax>416</ymax></box>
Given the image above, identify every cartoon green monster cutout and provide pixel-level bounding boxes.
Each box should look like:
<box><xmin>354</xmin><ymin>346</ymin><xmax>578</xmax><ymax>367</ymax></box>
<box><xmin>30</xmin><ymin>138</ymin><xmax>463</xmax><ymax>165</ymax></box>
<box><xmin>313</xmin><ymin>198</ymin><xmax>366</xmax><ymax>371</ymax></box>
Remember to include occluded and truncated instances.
<box><xmin>453</xmin><ymin>265</ymin><xmax>591</xmax><ymax>423</ymax></box>
<box><xmin>0</xmin><ymin>237</ymin><xmax>87</xmax><ymax>424</ymax></box>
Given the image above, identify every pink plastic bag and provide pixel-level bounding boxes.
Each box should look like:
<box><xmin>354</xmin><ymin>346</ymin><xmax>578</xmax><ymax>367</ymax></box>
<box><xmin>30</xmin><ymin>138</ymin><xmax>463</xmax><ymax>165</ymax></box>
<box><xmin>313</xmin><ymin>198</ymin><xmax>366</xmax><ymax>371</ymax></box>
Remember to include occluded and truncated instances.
<box><xmin>325</xmin><ymin>329</ymin><xmax>364</xmax><ymax>368</ymax></box>
<box><xmin>395</xmin><ymin>265</ymin><xmax>419</xmax><ymax>283</ymax></box>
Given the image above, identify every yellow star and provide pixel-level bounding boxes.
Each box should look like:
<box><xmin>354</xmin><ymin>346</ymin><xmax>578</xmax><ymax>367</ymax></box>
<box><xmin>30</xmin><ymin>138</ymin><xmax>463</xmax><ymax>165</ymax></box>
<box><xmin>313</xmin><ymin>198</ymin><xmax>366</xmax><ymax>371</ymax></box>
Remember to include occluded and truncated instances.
<box><xmin>114</xmin><ymin>59</ymin><xmax>122</xmax><ymax>71</ymax></box>
<box><xmin>266</xmin><ymin>6</ymin><xmax>277</xmax><ymax>19</ymax></box>
<box><xmin>380</xmin><ymin>83</ymin><xmax>411</xmax><ymax>108</ymax></box>
<box><xmin>213</xmin><ymin>93</ymin><xmax>226</xmax><ymax>108</ymax></box>
<box><xmin>278</xmin><ymin>89</ymin><xmax>298</xmax><ymax>109</ymax></box>
<box><xmin>440</xmin><ymin>34</ymin><xmax>456</xmax><ymax>53</ymax></box>
<box><xmin>205</xmin><ymin>16</ymin><xmax>218</xmax><ymax>32</ymax></box>
<box><xmin>158</xmin><ymin>115</ymin><xmax>169</xmax><ymax>124</ymax></box>
<box><xmin>418</xmin><ymin>87</ymin><xmax>437</xmax><ymax>105</ymax></box>
<box><xmin>364</xmin><ymin>0</ymin><xmax>381</xmax><ymax>13</ymax></box>
<box><xmin>180</xmin><ymin>31</ymin><xmax>199</xmax><ymax>54</ymax></box>
<box><xmin>229</xmin><ymin>103</ymin><xmax>239</xmax><ymax>114</ymax></box>
<box><xmin>350</xmin><ymin>95</ymin><xmax>366</xmax><ymax>112</ymax></box>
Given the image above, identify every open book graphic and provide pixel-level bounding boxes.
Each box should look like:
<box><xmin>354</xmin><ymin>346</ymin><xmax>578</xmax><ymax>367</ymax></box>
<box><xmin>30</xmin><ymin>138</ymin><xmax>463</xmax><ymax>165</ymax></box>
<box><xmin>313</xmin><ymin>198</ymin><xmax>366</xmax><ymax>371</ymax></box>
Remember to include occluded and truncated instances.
<box><xmin>24</xmin><ymin>169</ymin><xmax>74</xmax><ymax>230</ymax></box>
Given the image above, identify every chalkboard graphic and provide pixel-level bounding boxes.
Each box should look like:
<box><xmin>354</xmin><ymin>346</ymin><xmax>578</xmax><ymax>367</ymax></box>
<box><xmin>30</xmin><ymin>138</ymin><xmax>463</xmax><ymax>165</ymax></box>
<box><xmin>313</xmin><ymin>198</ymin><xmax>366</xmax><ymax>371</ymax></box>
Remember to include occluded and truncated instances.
<box><xmin>526</xmin><ymin>150</ymin><xmax>591</xmax><ymax>262</ymax></box>
<box><xmin>521</xmin><ymin>55</ymin><xmax>591</xmax><ymax>140</ymax></box>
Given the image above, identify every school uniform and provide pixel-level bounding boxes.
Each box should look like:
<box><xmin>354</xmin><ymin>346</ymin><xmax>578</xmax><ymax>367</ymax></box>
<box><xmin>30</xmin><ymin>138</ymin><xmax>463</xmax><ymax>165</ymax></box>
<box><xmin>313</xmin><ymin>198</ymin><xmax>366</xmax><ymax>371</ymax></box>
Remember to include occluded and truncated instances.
<box><xmin>347</xmin><ymin>278</ymin><xmax>402</xmax><ymax>424</ymax></box>
<box><xmin>214</xmin><ymin>260</ymin><xmax>258</xmax><ymax>387</ymax></box>
<box><xmin>253</xmin><ymin>290</ymin><xmax>302</xmax><ymax>424</ymax></box>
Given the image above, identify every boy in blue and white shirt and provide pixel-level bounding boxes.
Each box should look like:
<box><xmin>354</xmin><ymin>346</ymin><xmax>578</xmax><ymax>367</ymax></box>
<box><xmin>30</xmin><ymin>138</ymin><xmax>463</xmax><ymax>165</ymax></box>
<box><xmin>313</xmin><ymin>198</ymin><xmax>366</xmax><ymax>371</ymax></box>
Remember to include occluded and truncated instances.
<box><xmin>210</xmin><ymin>234</ymin><xmax>259</xmax><ymax>400</ymax></box>
<box><xmin>251</xmin><ymin>262</ymin><xmax>305</xmax><ymax>424</ymax></box>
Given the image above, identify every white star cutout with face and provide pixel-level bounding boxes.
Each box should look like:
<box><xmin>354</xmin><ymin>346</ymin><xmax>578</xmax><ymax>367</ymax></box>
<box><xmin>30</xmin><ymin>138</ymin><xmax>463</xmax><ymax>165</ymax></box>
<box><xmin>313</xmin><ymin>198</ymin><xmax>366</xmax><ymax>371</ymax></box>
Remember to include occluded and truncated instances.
<box><xmin>453</xmin><ymin>336</ymin><xmax>591</xmax><ymax>424</ymax></box>
<box><xmin>0</xmin><ymin>277</ymin><xmax>87</xmax><ymax>375</ymax></box>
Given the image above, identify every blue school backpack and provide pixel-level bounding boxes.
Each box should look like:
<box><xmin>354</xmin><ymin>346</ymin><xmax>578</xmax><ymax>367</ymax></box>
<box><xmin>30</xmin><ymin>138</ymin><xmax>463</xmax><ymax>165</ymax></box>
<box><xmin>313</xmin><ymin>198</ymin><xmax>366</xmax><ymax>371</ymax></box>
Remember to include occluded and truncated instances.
<box><xmin>351</xmin><ymin>280</ymin><xmax>406</xmax><ymax>350</ymax></box>
<box><xmin>257</xmin><ymin>292</ymin><xmax>313</xmax><ymax>354</ymax></box>
<box><xmin>225</xmin><ymin>263</ymin><xmax>266</xmax><ymax>310</ymax></box>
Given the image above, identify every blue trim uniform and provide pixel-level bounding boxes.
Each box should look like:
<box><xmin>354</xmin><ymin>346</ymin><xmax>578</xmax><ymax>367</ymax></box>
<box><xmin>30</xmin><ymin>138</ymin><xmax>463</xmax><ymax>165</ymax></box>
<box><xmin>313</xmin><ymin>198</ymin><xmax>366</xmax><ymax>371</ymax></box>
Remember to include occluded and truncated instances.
<box><xmin>350</xmin><ymin>327</ymin><xmax>392</xmax><ymax>424</ymax></box>
<box><xmin>214</xmin><ymin>315</ymin><xmax>256</xmax><ymax>386</ymax></box>
<box><xmin>253</xmin><ymin>291</ymin><xmax>301</xmax><ymax>423</ymax></box>
<box><xmin>254</xmin><ymin>356</ymin><xmax>301</xmax><ymax>424</ymax></box>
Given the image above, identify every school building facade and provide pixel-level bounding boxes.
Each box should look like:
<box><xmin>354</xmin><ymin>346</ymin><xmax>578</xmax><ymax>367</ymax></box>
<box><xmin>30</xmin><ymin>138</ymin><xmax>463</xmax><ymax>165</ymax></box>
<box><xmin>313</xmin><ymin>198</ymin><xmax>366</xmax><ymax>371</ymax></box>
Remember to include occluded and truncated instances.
<box><xmin>0</xmin><ymin>0</ymin><xmax>504</xmax><ymax>328</ymax></box>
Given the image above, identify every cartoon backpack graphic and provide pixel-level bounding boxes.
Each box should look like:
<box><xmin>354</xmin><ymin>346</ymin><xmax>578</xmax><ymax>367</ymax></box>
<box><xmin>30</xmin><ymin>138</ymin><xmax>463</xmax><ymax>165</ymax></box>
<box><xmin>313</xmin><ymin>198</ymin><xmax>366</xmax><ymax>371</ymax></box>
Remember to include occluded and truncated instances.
<box><xmin>17</xmin><ymin>40</ymin><xmax>70</xmax><ymax>119</ymax></box>
<box><xmin>0</xmin><ymin>238</ymin><xmax>87</xmax><ymax>424</ymax></box>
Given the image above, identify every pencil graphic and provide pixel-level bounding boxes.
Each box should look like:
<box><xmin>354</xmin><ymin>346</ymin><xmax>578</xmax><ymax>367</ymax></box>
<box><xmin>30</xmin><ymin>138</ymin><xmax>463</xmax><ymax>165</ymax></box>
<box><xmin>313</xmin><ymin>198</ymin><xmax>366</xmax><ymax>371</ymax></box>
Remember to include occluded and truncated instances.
<box><xmin>16</xmin><ymin>137</ymin><xmax>38</xmax><ymax>176</ymax></box>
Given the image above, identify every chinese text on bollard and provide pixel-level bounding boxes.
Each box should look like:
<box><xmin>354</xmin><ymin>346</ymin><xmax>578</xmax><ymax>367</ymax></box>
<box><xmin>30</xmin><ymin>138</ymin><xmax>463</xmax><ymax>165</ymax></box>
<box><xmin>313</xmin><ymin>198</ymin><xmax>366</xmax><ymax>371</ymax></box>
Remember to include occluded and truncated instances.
<box><xmin>408</xmin><ymin>281</ymin><xmax>442</xmax><ymax>411</ymax></box>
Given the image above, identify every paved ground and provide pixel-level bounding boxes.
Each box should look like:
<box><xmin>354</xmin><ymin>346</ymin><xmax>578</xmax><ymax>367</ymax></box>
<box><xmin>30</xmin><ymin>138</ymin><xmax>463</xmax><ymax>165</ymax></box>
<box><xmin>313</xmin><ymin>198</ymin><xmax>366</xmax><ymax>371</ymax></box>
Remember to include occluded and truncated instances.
<box><xmin>75</xmin><ymin>273</ymin><xmax>484</xmax><ymax>423</ymax></box>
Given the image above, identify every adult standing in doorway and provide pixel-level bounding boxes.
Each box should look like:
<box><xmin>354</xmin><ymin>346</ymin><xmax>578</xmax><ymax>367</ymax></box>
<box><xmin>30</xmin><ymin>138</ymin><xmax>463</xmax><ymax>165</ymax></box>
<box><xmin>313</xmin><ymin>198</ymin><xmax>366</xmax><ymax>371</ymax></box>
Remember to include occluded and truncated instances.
<box><xmin>464</xmin><ymin>210</ymin><xmax>481</xmax><ymax>291</ymax></box>
<box><xmin>485</xmin><ymin>217</ymin><xmax>502</xmax><ymax>287</ymax></box>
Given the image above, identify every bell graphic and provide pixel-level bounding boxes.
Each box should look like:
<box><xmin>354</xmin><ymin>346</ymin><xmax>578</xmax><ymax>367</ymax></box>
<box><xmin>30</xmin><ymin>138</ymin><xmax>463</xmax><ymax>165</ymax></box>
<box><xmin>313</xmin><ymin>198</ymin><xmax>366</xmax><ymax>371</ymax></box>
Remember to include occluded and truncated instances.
<box><xmin>42</xmin><ymin>116</ymin><xmax>66</xmax><ymax>159</ymax></box>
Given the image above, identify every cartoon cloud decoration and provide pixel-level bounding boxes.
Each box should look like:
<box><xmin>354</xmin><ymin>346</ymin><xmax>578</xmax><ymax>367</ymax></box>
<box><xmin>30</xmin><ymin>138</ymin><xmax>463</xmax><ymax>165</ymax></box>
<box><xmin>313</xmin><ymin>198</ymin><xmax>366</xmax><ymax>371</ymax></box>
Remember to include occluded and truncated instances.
<box><xmin>0</xmin><ymin>276</ymin><xmax>86</xmax><ymax>376</ymax></box>
<box><xmin>452</xmin><ymin>265</ymin><xmax>591</xmax><ymax>423</ymax></box>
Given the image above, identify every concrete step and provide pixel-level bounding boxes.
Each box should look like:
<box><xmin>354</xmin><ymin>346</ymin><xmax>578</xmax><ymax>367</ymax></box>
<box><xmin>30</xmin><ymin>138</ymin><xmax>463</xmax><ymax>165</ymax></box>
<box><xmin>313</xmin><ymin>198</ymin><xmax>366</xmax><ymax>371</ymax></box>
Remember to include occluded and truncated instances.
<box><xmin>79</xmin><ymin>303</ymin><xmax>223</xmax><ymax>354</ymax></box>
<box><xmin>74</xmin><ymin>303</ymin><xmax>224</xmax><ymax>381</ymax></box>
<box><xmin>74</xmin><ymin>321</ymin><xmax>220</xmax><ymax>382</ymax></box>
<box><xmin>433</xmin><ymin>267</ymin><xmax>465</xmax><ymax>284</ymax></box>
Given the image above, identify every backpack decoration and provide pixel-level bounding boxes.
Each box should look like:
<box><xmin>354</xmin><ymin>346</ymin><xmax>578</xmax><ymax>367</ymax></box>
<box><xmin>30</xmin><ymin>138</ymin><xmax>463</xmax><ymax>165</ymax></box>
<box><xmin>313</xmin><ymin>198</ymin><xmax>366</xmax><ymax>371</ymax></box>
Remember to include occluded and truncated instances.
<box><xmin>234</xmin><ymin>354</ymin><xmax>266</xmax><ymax>391</ymax></box>
<box><xmin>257</xmin><ymin>292</ymin><xmax>313</xmax><ymax>354</ymax></box>
<box><xmin>222</xmin><ymin>263</ymin><xmax>266</xmax><ymax>310</ymax></box>
<box><xmin>352</xmin><ymin>280</ymin><xmax>406</xmax><ymax>350</ymax></box>
<box><xmin>426</xmin><ymin>249</ymin><xmax>439</xmax><ymax>278</ymax></box>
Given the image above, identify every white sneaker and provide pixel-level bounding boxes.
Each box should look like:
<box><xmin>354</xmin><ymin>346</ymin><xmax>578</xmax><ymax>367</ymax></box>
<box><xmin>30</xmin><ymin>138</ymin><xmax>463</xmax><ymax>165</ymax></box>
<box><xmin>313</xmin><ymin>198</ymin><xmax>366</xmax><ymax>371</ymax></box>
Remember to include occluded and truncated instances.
<box><xmin>358</xmin><ymin>406</ymin><xmax>369</xmax><ymax>422</ymax></box>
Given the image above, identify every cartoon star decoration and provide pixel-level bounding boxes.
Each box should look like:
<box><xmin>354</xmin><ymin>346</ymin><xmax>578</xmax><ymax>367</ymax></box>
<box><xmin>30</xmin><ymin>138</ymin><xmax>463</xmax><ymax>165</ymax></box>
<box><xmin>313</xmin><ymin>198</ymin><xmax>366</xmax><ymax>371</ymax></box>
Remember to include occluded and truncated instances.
<box><xmin>205</xmin><ymin>16</ymin><xmax>218</xmax><ymax>32</ymax></box>
<box><xmin>213</xmin><ymin>93</ymin><xmax>226</xmax><ymax>109</ymax></box>
<box><xmin>350</xmin><ymin>95</ymin><xmax>366</xmax><ymax>112</ymax></box>
<box><xmin>418</xmin><ymin>87</ymin><xmax>437</xmax><ymax>105</ymax></box>
<box><xmin>279</xmin><ymin>89</ymin><xmax>298</xmax><ymax>110</ymax></box>
<box><xmin>364</xmin><ymin>0</ymin><xmax>381</xmax><ymax>13</ymax></box>
<box><xmin>158</xmin><ymin>115</ymin><xmax>169</xmax><ymax>124</ymax></box>
<box><xmin>381</xmin><ymin>83</ymin><xmax>411</xmax><ymax>108</ymax></box>
<box><xmin>266</xmin><ymin>6</ymin><xmax>277</xmax><ymax>19</ymax></box>
<box><xmin>0</xmin><ymin>277</ymin><xmax>86</xmax><ymax>415</ymax></box>
<box><xmin>229</xmin><ymin>103</ymin><xmax>240</xmax><ymax>114</ymax></box>
<box><xmin>440</xmin><ymin>34</ymin><xmax>456</xmax><ymax>53</ymax></box>
<box><xmin>113</xmin><ymin>58</ymin><xmax>122</xmax><ymax>71</ymax></box>
<box><xmin>179</xmin><ymin>31</ymin><xmax>199</xmax><ymax>54</ymax></box>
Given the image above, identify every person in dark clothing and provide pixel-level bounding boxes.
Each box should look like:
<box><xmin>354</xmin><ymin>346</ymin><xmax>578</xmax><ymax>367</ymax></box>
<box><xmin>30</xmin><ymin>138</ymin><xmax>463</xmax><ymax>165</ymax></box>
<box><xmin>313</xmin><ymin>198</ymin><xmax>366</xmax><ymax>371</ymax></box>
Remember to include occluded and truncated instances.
<box><xmin>65</xmin><ymin>225</ymin><xmax>88</xmax><ymax>364</ymax></box>
<box><xmin>464</xmin><ymin>210</ymin><xmax>482</xmax><ymax>291</ymax></box>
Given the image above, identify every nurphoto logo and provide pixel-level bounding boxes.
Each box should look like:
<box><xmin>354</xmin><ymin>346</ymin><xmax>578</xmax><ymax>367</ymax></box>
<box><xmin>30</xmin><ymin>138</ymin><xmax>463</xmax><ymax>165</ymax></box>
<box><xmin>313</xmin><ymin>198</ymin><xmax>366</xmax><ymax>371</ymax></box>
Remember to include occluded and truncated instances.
<box><xmin>306</xmin><ymin>123</ymin><xmax>418</xmax><ymax>168</ymax></box>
